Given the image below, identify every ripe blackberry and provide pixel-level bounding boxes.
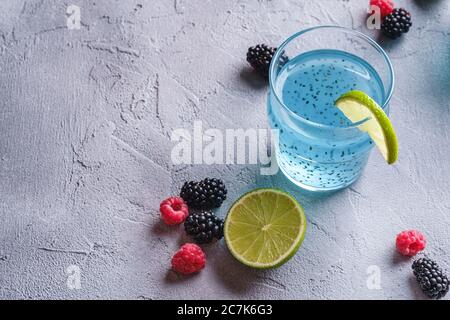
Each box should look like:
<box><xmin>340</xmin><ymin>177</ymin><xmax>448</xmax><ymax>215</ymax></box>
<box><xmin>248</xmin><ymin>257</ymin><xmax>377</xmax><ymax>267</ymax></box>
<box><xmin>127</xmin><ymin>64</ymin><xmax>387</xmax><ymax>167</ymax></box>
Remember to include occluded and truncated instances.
<box><xmin>180</xmin><ymin>178</ymin><xmax>227</xmax><ymax>209</ymax></box>
<box><xmin>184</xmin><ymin>211</ymin><xmax>224</xmax><ymax>244</ymax></box>
<box><xmin>412</xmin><ymin>257</ymin><xmax>449</xmax><ymax>299</ymax></box>
<box><xmin>246</xmin><ymin>44</ymin><xmax>288</xmax><ymax>78</ymax></box>
<box><xmin>381</xmin><ymin>8</ymin><xmax>412</xmax><ymax>39</ymax></box>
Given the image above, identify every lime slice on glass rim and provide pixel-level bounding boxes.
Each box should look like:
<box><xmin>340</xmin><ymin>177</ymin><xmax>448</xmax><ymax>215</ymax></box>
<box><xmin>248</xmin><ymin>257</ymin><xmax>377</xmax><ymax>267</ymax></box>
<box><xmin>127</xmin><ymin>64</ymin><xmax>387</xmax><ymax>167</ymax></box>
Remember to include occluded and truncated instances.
<box><xmin>224</xmin><ymin>188</ymin><xmax>307</xmax><ymax>269</ymax></box>
<box><xmin>335</xmin><ymin>90</ymin><xmax>398</xmax><ymax>164</ymax></box>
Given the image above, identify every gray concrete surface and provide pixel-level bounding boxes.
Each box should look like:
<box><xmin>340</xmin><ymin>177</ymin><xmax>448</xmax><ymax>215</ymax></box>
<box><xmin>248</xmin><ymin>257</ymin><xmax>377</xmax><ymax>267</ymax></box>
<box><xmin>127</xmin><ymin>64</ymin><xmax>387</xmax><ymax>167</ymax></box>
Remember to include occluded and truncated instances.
<box><xmin>1</xmin><ymin>0</ymin><xmax>449</xmax><ymax>300</ymax></box>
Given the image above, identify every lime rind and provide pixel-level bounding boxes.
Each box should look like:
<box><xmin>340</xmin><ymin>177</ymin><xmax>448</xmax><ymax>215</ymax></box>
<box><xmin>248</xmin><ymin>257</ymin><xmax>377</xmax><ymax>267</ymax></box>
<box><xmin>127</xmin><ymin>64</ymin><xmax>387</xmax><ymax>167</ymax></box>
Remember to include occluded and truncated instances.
<box><xmin>224</xmin><ymin>188</ymin><xmax>307</xmax><ymax>269</ymax></box>
<box><xmin>335</xmin><ymin>90</ymin><xmax>398</xmax><ymax>164</ymax></box>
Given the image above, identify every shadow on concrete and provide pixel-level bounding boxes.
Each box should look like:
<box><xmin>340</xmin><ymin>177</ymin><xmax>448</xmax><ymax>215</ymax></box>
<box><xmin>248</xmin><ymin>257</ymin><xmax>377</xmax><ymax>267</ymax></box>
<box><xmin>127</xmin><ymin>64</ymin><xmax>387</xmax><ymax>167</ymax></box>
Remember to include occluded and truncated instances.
<box><xmin>413</xmin><ymin>0</ymin><xmax>444</xmax><ymax>10</ymax></box>
<box><xmin>391</xmin><ymin>249</ymin><xmax>412</xmax><ymax>265</ymax></box>
<box><xmin>408</xmin><ymin>275</ymin><xmax>427</xmax><ymax>300</ymax></box>
<box><xmin>375</xmin><ymin>32</ymin><xmax>407</xmax><ymax>51</ymax></box>
<box><xmin>164</xmin><ymin>269</ymin><xmax>200</xmax><ymax>284</ymax></box>
<box><xmin>239</xmin><ymin>67</ymin><xmax>267</xmax><ymax>91</ymax></box>
<box><xmin>208</xmin><ymin>242</ymin><xmax>277</xmax><ymax>294</ymax></box>
<box><xmin>151</xmin><ymin>220</ymin><xmax>182</xmax><ymax>237</ymax></box>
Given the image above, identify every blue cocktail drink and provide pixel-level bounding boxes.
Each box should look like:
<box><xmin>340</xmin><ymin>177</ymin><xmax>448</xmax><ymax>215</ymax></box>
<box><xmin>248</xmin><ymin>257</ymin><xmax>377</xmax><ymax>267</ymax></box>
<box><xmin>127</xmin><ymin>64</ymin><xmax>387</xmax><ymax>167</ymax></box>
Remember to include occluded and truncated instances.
<box><xmin>268</xmin><ymin>27</ymin><xmax>394</xmax><ymax>191</ymax></box>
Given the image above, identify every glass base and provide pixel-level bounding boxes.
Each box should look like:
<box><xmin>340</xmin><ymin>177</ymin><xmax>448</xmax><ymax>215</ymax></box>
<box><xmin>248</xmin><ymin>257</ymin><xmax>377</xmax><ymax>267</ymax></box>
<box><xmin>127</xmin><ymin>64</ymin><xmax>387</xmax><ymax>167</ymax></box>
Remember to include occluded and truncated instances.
<box><xmin>277</xmin><ymin>157</ymin><xmax>363</xmax><ymax>192</ymax></box>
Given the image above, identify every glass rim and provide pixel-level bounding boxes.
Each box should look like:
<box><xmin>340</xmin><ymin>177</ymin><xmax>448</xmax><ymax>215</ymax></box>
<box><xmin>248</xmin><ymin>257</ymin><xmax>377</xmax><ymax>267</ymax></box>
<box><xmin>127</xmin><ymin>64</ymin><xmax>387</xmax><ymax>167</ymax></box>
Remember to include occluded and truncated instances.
<box><xmin>269</xmin><ymin>25</ymin><xmax>395</xmax><ymax>130</ymax></box>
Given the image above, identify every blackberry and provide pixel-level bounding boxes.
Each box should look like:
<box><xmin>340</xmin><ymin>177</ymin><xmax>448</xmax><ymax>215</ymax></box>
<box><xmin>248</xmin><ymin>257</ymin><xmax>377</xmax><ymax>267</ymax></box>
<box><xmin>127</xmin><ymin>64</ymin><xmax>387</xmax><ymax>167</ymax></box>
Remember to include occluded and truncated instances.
<box><xmin>180</xmin><ymin>178</ymin><xmax>227</xmax><ymax>209</ymax></box>
<box><xmin>184</xmin><ymin>211</ymin><xmax>224</xmax><ymax>244</ymax></box>
<box><xmin>381</xmin><ymin>8</ymin><xmax>412</xmax><ymax>39</ymax></box>
<box><xmin>246</xmin><ymin>44</ymin><xmax>288</xmax><ymax>78</ymax></box>
<box><xmin>412</xmin><ymin>257</ymin><xmax>449</xmax><ymax>299</ymax></box>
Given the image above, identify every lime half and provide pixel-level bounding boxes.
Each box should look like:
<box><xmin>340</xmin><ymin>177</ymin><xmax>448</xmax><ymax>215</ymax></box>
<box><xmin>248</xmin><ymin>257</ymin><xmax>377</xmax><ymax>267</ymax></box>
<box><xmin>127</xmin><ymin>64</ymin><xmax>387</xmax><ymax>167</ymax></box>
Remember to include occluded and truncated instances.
<box><xmin>224</xmin><ymin>188</ymin><xmax>307</xmax><ymax>269</ymax></box>
<box><xmin>335</xmin><ymin>90</ymin><xmax>398</xmax><ymax>164</ymax></box>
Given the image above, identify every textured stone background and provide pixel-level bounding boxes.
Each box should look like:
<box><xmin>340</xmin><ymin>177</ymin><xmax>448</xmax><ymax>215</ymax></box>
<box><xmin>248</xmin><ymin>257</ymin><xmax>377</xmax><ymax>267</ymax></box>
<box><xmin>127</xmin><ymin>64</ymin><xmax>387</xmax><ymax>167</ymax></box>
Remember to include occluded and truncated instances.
<box><xmin>0</xmin><ymin>0</ymin><xmax>449</xmax><ymax>300</ymax></box>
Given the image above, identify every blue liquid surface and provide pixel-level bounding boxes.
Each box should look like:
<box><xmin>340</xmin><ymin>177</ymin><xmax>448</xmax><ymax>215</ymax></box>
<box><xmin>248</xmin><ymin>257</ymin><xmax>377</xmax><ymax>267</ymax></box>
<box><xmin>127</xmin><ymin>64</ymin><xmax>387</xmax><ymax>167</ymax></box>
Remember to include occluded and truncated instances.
<box><xmin>268</xmin><ymin>49</ymin><xmax>386</xmax><ymax>191</ymax></box>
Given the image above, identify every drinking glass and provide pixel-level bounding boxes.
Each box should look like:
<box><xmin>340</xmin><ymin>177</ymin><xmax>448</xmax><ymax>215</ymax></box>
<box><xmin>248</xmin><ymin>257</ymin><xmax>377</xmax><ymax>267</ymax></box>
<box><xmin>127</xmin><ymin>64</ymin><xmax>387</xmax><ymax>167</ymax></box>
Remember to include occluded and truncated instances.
<box><xmin>268</xmin><ymin>26</ymin><xmax>394</xmax><ymax>191</ymax></box>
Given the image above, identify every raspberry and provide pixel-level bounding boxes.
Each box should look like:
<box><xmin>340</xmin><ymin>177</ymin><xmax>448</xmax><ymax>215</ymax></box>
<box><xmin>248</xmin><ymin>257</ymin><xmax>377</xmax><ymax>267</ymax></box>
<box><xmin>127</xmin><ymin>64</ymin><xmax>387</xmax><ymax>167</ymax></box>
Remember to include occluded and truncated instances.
<box><xmin>370</xmin><ymin>0</ymin><xmax>394</xmax><ymax>18</ymax></box>
<box><xmin>396</xmin><ymin>230</ymin><xmax>426</xmax><ymax>256</ymax></box>
<box><xmin>159</xmin><ymin>196</ymin><xmax>189</xmax><ymax>225</ymax></box>
<box><xmin>171</xmin><ymin>243</ymin><xmax>206</xmax><ymax>275</ymax></box>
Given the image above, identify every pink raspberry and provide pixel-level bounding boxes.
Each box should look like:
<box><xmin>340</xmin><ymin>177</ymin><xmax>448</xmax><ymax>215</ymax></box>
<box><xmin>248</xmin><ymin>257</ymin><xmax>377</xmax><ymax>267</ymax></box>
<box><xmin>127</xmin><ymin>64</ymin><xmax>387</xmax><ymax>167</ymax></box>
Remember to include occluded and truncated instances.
<box><xmin>396</xmin><ymin>230</ymin><xmax>426</xmax><ymax>257</ymax></box>
<box><xmin>370</xmin><ymin>0</ymin><xmax>394</xmax><ymax>18</ymax></box>
<box><xmin>160</xmin><ymin>196</ymin><xmax>189</xmax><ymax>225</ymax></box>
<box><xmin>171</xmin><ymin>243</ymin><xmax>206</xmax><ymax>275</ymax></box>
